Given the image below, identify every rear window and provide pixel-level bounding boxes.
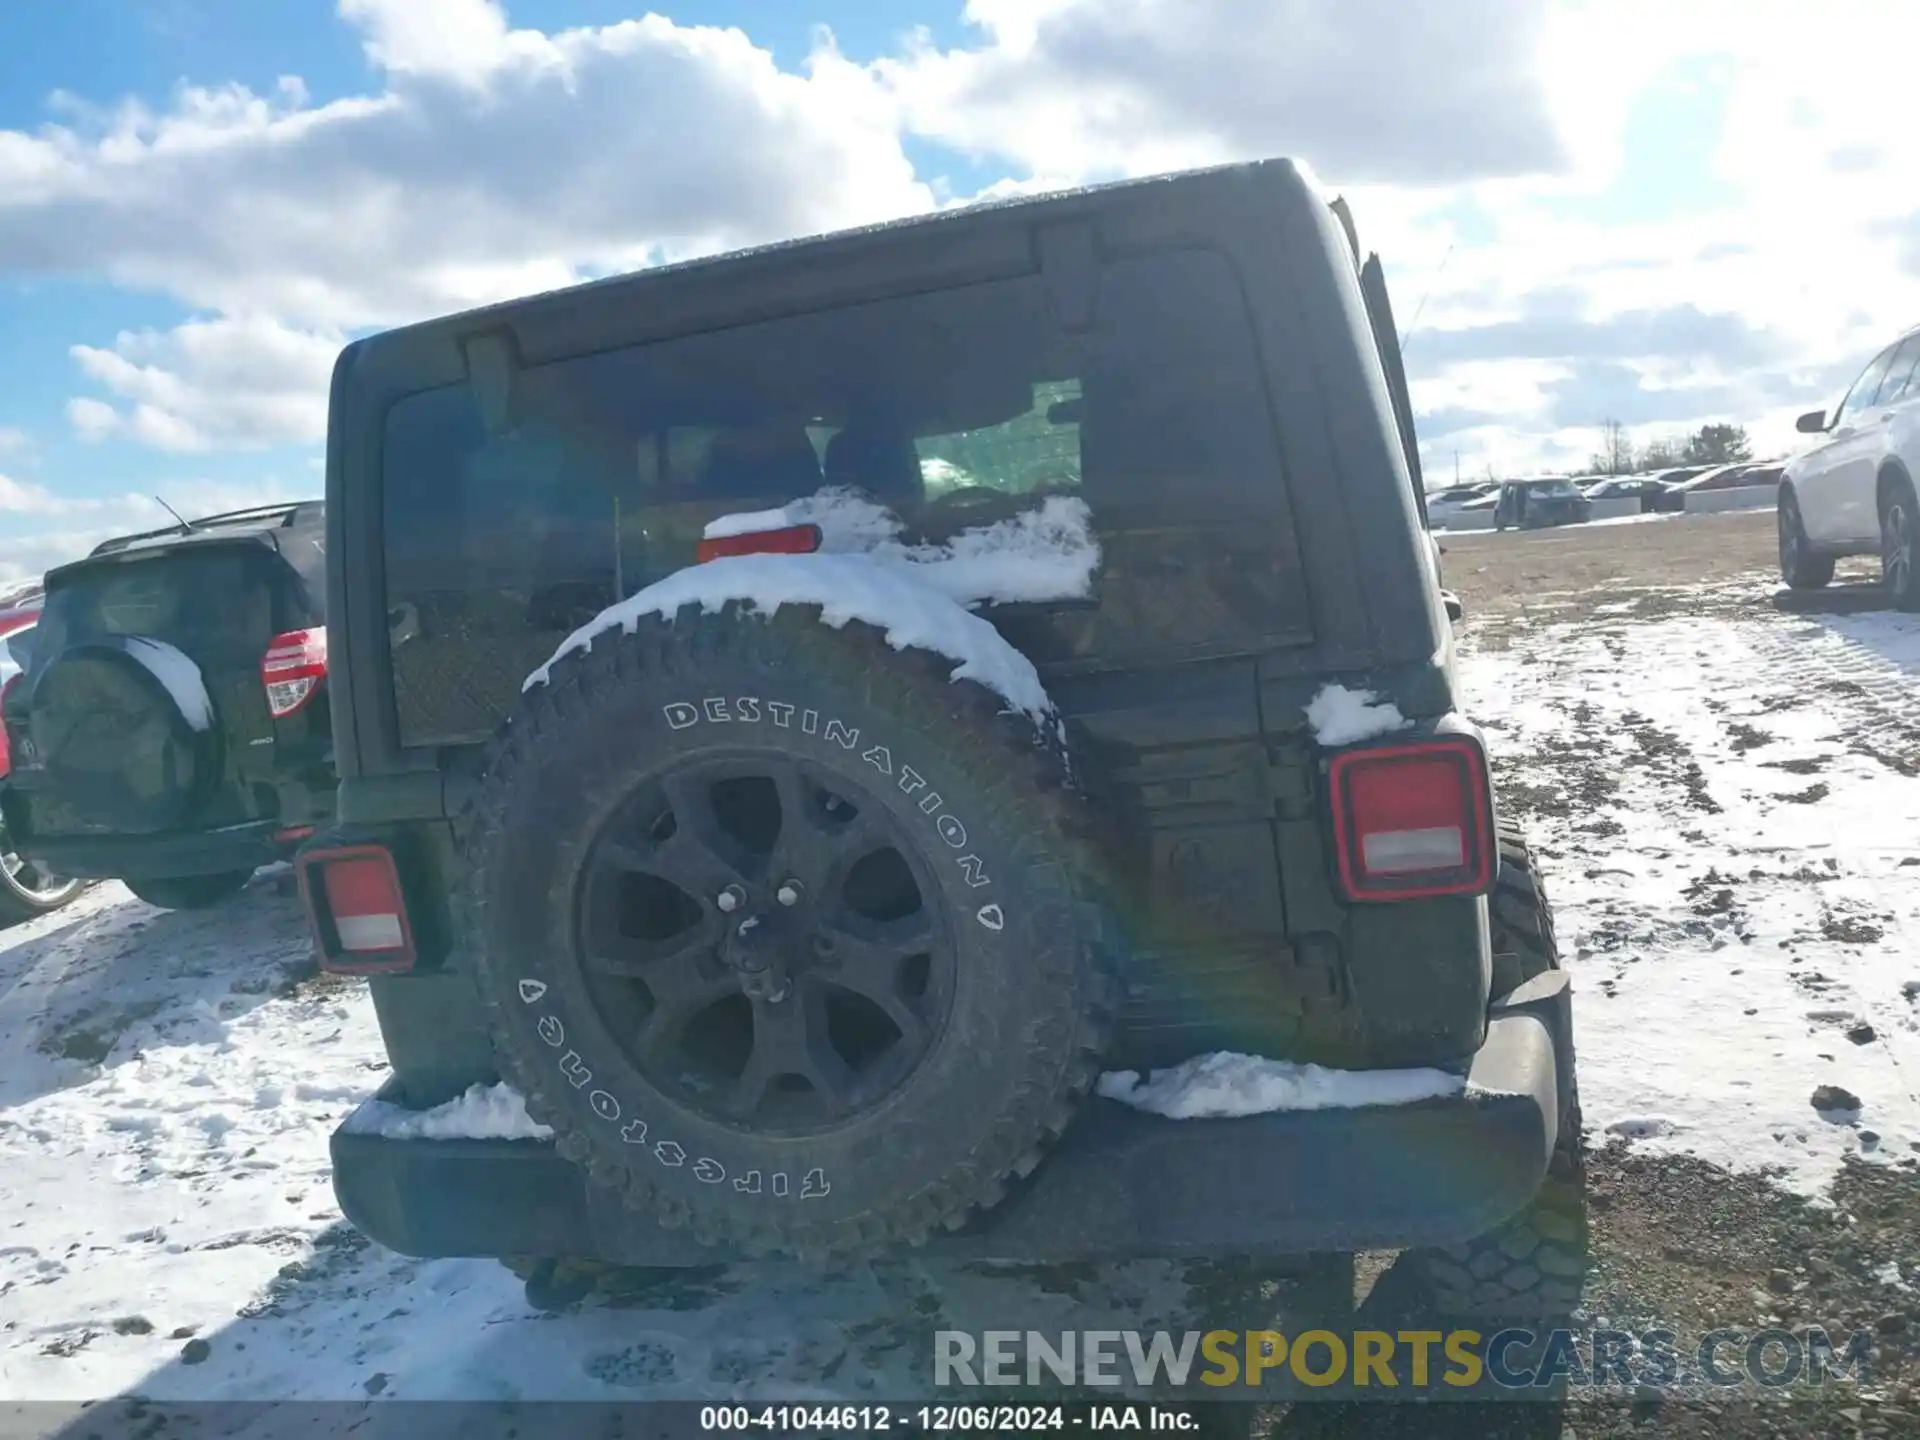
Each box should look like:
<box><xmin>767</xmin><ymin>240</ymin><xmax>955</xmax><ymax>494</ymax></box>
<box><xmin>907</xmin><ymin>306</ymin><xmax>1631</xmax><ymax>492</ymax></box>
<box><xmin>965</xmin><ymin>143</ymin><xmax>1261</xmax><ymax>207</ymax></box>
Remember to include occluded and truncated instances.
<box><xmin>36</xmin><ymin>548</ymin><xmax>283</xmax><ymax>678</ymax></box>
<box><xmin>382</xmin><ymin>249</ymin><xmax>1309</xmax><ymax>748</ymax></box>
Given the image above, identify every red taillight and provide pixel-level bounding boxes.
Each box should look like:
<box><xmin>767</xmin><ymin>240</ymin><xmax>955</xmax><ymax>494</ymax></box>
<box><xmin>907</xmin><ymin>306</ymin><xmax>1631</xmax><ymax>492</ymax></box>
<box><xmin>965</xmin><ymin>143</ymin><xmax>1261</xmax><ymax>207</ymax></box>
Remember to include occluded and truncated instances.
<box><xmin>695</xmin><ymin>523</ymin><xmax>822</xmax><ymax>564</ymax></box>
<box><xmin>1327</xmin><ymin>738</ymin><xmax>1495</xmax><ymax>901</ymax></box>
<box><xmin>297</xmin><ymin>845</ymin><xmax>416</xmax><ymax>974</ymax></box>
<box><xmin>263</xmin><ymin>628</ymin><xmax>327</xmax><ymax>718</ymax></box>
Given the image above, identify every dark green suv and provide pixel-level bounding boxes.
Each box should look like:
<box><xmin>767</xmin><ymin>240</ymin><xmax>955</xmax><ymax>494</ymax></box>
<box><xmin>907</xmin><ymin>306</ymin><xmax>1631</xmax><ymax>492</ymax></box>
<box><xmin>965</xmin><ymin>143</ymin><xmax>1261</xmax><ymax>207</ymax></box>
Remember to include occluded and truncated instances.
<box><xmin>301</xmin><ymin>159</ymin><xmax>1581</xmax><ymax>1318</ymax></box>
<box><xmin>4</xmin><ymin>503</ymin><xmax>336</xmax><ymax>910</ymax></box>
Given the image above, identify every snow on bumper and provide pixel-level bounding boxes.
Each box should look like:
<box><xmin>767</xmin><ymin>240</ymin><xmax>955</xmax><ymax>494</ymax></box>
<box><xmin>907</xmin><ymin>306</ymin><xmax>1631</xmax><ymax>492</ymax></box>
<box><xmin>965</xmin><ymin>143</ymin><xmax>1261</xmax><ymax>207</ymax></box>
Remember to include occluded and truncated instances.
<box><xmin>329</xmin><ymin>975</ymin><xmax>1573</xmax><ymax>1264</ymax></box>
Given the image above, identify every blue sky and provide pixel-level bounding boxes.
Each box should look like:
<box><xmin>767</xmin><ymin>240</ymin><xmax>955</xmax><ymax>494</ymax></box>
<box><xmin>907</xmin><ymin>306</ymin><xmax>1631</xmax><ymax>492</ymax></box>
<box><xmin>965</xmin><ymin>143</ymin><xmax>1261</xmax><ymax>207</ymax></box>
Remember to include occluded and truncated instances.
<box><xmin>1</xmin><ymin>0</ymin><xmax>1916</xmax><ymax>582</ymax></box>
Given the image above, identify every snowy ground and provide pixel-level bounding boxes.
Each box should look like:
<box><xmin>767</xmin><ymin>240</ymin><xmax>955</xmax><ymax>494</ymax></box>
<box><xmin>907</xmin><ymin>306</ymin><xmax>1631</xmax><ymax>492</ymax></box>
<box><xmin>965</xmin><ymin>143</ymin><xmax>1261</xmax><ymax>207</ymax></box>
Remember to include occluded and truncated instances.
<box><xmin>0</xmin><ymin>879</ymin><xmax>1284</xmax><ymax>1413</ymax></box>
<box><xmin>1</xmin><ymin>555</ymin><xmax>1918</xmax><ymax>1420</ymax></box>
<box><xmin>1461</xmin><ymin>599</ymin><xmax>1920</xmax><ymax>1193</ymax></box>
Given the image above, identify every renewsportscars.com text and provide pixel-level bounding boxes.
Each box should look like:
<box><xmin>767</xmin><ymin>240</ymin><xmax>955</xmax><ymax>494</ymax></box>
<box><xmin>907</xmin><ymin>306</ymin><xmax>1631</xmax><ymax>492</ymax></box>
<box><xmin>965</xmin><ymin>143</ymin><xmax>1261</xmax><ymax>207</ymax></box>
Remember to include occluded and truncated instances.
<box><xmin>935</xmin><ymin>1326</ymin><xmax>1877</xmax><ymax>1391</ymax></box>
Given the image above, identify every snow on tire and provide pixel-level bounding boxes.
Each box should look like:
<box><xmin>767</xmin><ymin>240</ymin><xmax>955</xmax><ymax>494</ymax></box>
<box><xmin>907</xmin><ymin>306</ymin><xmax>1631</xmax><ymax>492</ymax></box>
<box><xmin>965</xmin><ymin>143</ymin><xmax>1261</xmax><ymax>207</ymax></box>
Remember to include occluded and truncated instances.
<box><xmin>455</xmin><ymin>603</ymin><xmax>1120</xmax><ymax>1258</ymax></box>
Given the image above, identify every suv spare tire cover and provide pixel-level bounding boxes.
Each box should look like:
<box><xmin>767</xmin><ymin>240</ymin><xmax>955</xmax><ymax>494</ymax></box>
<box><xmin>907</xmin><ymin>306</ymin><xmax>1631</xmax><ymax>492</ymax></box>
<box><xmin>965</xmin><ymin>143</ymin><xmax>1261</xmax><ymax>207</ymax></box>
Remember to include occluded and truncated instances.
<box><xmin>30</xmin><ymin>637</ymin><xmax>221</xmax><ymax>834</ymax></box>
<box><xmin>456</xmin><ymin>603</ymin><xmax>1121</xmax><ymax>1259</ymax></box>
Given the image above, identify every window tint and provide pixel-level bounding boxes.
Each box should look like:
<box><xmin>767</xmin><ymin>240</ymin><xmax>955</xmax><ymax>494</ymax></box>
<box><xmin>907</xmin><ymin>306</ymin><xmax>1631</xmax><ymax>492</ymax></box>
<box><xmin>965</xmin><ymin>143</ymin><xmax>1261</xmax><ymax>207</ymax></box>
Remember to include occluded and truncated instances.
<box><xmin>37</xmin><ymin>550</ymin><xmax>279</xmax><ymax>673</ymax></box>
<box><xmin>382</xmin><ymin>249</ymin><xmax>1307</xmax><ymax>747</ymax></box>
<box><xmin>1875</xmin><ymin>335</ymin><xmax>1920</xmax><ymax>408</ymax></box>
<box><xmin>1836</xmin><ymin>345</ymin><xmax>1900</xmax><ymax>425</ymax></box>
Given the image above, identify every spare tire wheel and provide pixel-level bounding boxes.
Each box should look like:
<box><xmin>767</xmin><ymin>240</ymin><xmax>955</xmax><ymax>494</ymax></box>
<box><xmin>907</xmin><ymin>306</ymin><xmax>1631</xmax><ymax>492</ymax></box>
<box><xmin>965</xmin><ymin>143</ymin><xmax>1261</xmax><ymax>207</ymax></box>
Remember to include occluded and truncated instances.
<box><xmin>30</xmin><ymin>638</ymin><xmax>220</xmax><ymax>834</ymax></box>
<box><xmin>457</xmin><ymin>604</ymin><xmax>1120</xmax><ymax>1257</ymax></box>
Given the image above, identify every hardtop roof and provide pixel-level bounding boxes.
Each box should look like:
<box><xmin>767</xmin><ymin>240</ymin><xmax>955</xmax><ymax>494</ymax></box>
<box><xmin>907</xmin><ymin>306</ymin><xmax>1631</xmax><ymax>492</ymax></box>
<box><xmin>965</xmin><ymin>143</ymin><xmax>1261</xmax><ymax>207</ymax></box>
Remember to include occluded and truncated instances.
<box><xmin>337</xmin><ymin>158</ymin><xmax>1325</xmax><ymax>379</ymax></box>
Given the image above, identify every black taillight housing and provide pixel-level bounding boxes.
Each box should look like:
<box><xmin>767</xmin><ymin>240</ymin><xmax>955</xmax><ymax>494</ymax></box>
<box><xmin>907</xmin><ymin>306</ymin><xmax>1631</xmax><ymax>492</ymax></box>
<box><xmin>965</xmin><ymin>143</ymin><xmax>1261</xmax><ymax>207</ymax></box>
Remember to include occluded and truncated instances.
<box><xmin>297</xmin><ymin>842</ymin><xmax>417</xmax><ymax>974</ymax></box>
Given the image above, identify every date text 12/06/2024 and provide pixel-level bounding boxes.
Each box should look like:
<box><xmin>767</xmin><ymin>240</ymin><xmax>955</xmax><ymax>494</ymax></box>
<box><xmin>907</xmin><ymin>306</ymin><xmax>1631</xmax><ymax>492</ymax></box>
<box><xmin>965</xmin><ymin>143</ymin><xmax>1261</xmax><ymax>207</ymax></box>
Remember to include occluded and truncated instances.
<box><xmin>700</xmin><ymin>1405</ymin><xmax>1203</xmax><ymax>1431</ymax></box>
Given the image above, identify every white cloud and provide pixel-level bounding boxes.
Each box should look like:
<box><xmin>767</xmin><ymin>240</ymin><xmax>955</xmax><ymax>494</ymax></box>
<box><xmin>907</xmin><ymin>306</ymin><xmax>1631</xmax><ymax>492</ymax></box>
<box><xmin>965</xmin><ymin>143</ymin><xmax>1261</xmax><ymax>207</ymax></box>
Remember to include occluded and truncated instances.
<box><xmin>0</xmin><ymin>7</ymin><xmax>931</xmax><ymax>329</ymax></box>
<box><xmin>878</xmin><ymin>0</ymin><xmax>1565</xmax><ymax>186</ymax></box>
<box><xmin>0</xmin><ymin>428</ymin><xmax>26</xmax><ymax>457</ymax></box>
<box><xmin>339</xmin><ymin>0</ymin><xmax>514</xmax><ymax>82</ymax></box>
<box><xmin>1</xmin><ymin>0</ymin><xmax>1917</xmax><ymax>479</ymax></box>
<box><xmin>67</xmin><ymin>315</ymin><xmax>342</xmax><ymax>451</ymax></box>
<box><xmin>0</xmin><ymin>476</ymin><xmax>309</xmax><ymax>587</ymax></box>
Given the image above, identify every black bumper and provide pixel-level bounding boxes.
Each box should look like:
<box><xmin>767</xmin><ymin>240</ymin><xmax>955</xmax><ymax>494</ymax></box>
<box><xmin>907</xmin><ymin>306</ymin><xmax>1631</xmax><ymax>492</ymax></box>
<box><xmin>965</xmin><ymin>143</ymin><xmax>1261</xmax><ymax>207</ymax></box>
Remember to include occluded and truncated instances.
<box><xmin>20</xmin><ymin>818</ymin><xmax>292</xmax><ymax>881</ymax></box>
<box><xmin>332</xmin><ymin>974</ymin><xmax>1574</xmax><ymax>1265</ymax></box>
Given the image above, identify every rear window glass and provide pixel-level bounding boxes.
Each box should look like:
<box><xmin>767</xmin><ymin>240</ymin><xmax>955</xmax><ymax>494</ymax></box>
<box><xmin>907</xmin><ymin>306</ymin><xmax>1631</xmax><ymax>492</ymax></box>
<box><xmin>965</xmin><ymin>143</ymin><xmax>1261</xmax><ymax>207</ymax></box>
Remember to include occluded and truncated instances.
<box><xmin>37</xmin><ymin>549</ymin><xmax>281</xmax><ymax>676</ymax></box>
<box><xmin>382</xmin><ymin>249</ymin><xmax>1309</xmax><ymax>748</ymax></box>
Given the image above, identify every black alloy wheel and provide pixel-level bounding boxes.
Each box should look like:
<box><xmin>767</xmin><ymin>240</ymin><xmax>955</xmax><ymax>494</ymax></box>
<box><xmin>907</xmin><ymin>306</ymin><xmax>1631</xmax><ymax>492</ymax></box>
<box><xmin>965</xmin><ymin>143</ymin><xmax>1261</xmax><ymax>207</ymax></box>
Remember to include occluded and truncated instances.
<box><xmin>575</xmin><ymin>753</ymin><xmax>955</xmax><ymax>1134</ymax></box>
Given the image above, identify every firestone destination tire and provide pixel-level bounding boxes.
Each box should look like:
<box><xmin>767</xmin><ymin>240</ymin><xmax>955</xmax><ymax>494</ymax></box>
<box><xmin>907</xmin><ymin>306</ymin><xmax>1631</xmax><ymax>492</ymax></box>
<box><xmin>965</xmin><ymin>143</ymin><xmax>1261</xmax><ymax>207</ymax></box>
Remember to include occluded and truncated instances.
<box><xmin>456</xmin><ymin>603</ymin><xmax>1120</xmax><ymax>1259</ymax></box>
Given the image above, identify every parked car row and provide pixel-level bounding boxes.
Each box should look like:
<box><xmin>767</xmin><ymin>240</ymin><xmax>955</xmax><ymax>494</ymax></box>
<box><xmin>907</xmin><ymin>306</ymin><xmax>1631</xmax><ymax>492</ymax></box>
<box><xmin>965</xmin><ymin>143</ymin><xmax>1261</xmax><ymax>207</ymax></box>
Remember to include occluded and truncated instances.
<box><xmin>0</xmin><ymin>500</ymin><xmax>334</xmax><ymax>923</ymax></box>
<box><xmin>1427</xmin><ymin>461</ymin><xmax>1785</xmax><ymax>531</ymax></box>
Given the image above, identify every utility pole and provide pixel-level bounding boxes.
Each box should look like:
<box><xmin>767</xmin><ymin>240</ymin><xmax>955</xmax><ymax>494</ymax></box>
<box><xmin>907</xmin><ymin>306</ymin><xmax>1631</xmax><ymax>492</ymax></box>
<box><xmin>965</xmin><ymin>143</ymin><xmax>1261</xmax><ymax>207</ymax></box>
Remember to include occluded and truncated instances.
<box><xmin>1454</xmin><ymin>449</ymin><xmax>1460</xmax><ymax>486</ymax></box>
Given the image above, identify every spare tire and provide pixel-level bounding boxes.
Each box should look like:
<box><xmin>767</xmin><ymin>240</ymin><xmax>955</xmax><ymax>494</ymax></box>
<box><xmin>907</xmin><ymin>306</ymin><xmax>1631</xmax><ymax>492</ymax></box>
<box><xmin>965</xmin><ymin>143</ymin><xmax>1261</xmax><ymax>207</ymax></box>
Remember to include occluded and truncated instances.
<box><xmin>30</xmin><ymin>638</ymin><xmax>220</xmax><ymax>834</ymax></box>
<box><xmin>457</xmin><ymin>603</ymin><xmax>1120</xmax><ymax>1257</ymax></box>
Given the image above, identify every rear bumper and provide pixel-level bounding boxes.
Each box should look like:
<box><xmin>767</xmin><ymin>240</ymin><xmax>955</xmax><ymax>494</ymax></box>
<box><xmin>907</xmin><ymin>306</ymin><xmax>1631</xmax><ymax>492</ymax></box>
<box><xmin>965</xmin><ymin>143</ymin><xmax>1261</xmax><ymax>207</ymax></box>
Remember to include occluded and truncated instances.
<box><xmin>330</xmin><ymin>974</ymin><xmax>1574</xmax><ymax>1265</ymax></box>
<box><xmin>18</xmin><ymin>818</ymin><xmax>297</xmax><ymax>881</ymax></box>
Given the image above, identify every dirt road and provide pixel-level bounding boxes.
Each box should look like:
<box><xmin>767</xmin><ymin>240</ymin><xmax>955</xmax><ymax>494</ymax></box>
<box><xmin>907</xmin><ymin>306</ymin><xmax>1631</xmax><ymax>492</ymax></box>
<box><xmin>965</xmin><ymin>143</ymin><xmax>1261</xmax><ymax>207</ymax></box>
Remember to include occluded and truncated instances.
<box><xmin>1442</xmin><ymin>509</ymin><xmax>1883</xmax><ymax>629</ymax></box>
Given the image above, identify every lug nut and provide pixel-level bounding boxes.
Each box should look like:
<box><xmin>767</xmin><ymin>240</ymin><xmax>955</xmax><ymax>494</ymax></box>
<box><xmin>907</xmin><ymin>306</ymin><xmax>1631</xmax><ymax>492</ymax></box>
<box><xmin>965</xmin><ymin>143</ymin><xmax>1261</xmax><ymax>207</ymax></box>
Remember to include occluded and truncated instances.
<box><xmin>716</xmin><ymin>884</ymin><xmax>746</xmax><ymax>914</ymax></box>
<box><xmin>776</xmin><ymin>879</ymin><xmax>804</xmax><ymax>907</ymax></box>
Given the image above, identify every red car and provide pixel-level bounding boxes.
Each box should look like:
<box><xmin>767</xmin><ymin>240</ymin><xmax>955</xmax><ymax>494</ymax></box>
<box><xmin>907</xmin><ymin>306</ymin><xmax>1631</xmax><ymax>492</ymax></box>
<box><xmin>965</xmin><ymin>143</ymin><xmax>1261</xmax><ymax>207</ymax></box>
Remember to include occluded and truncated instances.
<box><xmin>0</xmin><ymin>605</ymin><xmax>86</xmax><ymax>922</ymax></box>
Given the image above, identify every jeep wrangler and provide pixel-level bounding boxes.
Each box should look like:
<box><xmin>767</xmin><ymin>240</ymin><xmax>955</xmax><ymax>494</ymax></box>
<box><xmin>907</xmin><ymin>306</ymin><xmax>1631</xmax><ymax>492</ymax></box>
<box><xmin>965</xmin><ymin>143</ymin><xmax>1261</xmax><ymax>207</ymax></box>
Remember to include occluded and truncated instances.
<box><xmin>3</xmin><ymin>502</ymin><xmax>336</xmax><ymax>911</ymax></box>
<box><xmin>302</xmin><ymin>158</ymin><xmax>1581</xmax><ymax>1320</ymax></box>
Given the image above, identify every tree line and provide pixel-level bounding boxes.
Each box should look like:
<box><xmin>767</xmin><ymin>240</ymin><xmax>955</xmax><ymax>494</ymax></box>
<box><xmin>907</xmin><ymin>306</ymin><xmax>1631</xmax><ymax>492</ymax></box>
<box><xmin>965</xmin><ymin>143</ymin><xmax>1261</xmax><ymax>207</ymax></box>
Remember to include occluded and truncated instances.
<box><xmin>1585</xmin><ymin>420</ymin><xmax>1753</xmax><ymax>477</ymax></box>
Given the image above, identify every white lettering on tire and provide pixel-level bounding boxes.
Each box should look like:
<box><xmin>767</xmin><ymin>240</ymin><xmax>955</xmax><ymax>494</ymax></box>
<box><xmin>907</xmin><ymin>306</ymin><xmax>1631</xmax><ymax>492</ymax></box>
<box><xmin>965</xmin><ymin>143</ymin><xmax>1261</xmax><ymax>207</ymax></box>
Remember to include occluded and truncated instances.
<box><xmin>517</xmin><ymin>979</ymin><xmax>548</xmax><ymax>1004</ymax></box>
<box><xmin>976</xmin><ymin>903</ymin><xmax>1006</xmax><ymax>931</ymax></box>
<box><xmin>861</xmin><ymin>744</ymin><xmax>892</xmax><ymax>776</ymax></box>
<box><xmin>526</xmin><ymin>1005</ymin><xmax>831</xmax><ymax>1201</ymax></box>
<box><xmin>736</xmin><ymin>697</ymin><xmax>762</xmax><ymax>722</ymax></box>
<box><xmin>663</xmin><ymin>703</ymin><xmax>699</xmax><ymax>730</ymax></box>
<box><xmin>936</xmin><ymin>814</ymin><xmax>967</xmax><ymax>849</ymax></box>
<box><xmin>769</xmin><ymin>703</ymin><xmax>794</xmax><ymax>729</ymax></box>
<box><xmin>703</xmin><ymin>697</ymin><xmax>733</xmax><ymax>722</ymax></box>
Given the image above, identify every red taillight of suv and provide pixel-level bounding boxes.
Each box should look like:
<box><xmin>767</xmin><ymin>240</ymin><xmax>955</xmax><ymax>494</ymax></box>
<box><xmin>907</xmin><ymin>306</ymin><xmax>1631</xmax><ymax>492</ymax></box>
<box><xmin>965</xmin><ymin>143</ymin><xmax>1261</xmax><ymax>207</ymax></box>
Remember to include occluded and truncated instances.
<box><xmin>1327</xmin><ymin>737</ymin><xmax>1495</xmax><ymax>901</ymax></box>
<box><xmin>263</xmin><ymin>628</ymin><xmax>327</xmax><ymax>718</ymax></box>
<box><xmin>695</xmin><ymin>523</ymin><xmax>822</xmax><ymax>564</ymax></box>
<box><xmin>297</xmin><ymin>844</ymin><xmax>416</xmax><ymax>974</ymax></box>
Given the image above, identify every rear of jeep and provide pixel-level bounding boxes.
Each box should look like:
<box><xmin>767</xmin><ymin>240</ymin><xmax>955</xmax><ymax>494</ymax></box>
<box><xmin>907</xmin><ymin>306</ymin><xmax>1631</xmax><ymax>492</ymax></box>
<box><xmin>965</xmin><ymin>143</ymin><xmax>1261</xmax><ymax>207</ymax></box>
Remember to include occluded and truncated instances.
<box><xmin>307</xmin><ymin>159</ymin><xmax>1578</xmax><ymax>1310</ymax></box>
<box><xmin>3</xmin><ymin>504</ymin><xmax>336</xmax><ymax>910</ymax></box>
